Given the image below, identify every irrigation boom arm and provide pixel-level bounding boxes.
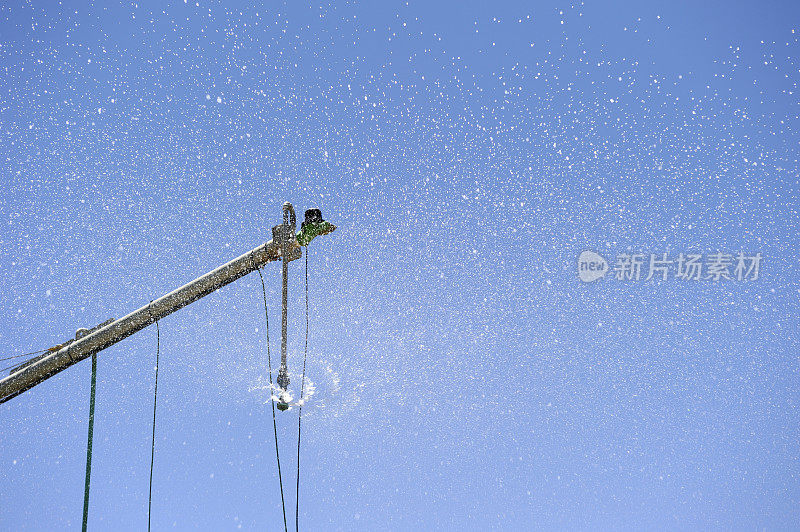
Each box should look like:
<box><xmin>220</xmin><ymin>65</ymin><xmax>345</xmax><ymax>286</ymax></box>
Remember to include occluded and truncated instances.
<box><xmin>0</xmin><ymin>203</ymin><xmax>334</xmax><ymax>404</ymax></box>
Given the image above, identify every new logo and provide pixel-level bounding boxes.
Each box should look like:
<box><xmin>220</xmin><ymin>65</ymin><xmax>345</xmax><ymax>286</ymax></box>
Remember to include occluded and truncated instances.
<box><xmin>578</xmin><ymin>251</ymin><xmax>609</xmax><ymax>283</ymax></box>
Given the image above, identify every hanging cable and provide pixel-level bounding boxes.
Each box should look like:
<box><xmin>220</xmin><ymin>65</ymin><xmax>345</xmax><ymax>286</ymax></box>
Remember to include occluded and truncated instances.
<box><xmin>81</xmin><ymin>346</ymin><xmax>97</xmax><ymax>532</ymax></box>
<box><xmin>147</xmin><ymin>303</ymin><xmax>160</xmax><ymax>532</ymax></box>
<box><xmin>295</xmin><ymin>248</ymin><xmax>310</xmax><ymax>531</ymax></box>
<box><xmin>253</xmin><ymin>255</ymin><xmax>288</xmax><ymax>532</ymax></box>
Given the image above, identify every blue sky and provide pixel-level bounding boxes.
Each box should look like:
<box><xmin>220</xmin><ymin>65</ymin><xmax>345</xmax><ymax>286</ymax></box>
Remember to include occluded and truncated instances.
<box><xmin>1</xmin><ymin>1</ymin><xmax>799</xmax><ymax>529</ymax></box>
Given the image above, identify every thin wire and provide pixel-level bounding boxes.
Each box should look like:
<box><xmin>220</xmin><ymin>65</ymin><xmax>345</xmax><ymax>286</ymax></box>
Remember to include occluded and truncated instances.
<box><xmin>295</xmin><ymin>248</ymin><xmax>310</xmax><ymax>532</ymax></box>
<box><xmin>254</xmin><ymin>257</ymin><xmax>288</xmax><ymax>532</ymax></box>
<box><xmin>2</xmin><ymin>348</ymin><xmax>62</xmax><ymax>374</ymax></box>
<box><xmin>147</xmin><ymin>303</ymin><xmax>160</xmax><ymax>532</ymax></box>
<box><xmin>1</xmin><ymin>361</ymin><xmax>34</xmax><ymax>373</ymax></box>
<box><xmin>81</xmin><ymin>348</ymin><xmax>97</xmax><ymax>532</ymax></box>
<box><xmin>0</xmin><ymin>349</ymin><xmax>47</xmax><ymax>362</ymax></box>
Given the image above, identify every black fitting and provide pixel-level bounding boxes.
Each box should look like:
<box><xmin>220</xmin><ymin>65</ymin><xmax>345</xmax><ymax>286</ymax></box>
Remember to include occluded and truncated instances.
<box><xmin>302</xmin><ymin>208</ymin><xmax>323</xmax><ymax>229</ymax></box>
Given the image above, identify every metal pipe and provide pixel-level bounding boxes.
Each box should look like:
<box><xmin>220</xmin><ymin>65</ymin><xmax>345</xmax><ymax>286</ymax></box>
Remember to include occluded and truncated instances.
<box><xmin>276</xmin><ymin>203</ymin><xmax>295</xmax><ymax>397</ymax></box>
<box><xmin>280</xmin><ymin>240</ymin><xmax>289</xmax><ymax>375</ymax></box>
<box><xmin>0</xmin><ymin>235</ymin><xmax>301</xmax><ymax>404</ymax></box>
